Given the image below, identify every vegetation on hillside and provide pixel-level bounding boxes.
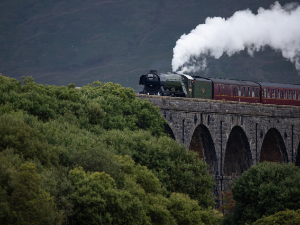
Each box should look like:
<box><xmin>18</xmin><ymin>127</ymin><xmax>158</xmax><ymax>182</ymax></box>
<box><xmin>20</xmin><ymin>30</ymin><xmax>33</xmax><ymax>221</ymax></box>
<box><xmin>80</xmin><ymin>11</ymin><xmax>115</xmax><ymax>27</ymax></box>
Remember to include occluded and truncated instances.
<box><xmin>252</xmin><ymin>209</ymin><xmax>300</xmax><ymax>225</ymax></box>
<box><xmin>0</xmin><ymin>74</ymin><xmax>220</xmax><ymax>225</ymax></box>
<box><xmin>222</xmin><ymin>162</ymin><xmax>300</xmax><ymax>225</ymax></box>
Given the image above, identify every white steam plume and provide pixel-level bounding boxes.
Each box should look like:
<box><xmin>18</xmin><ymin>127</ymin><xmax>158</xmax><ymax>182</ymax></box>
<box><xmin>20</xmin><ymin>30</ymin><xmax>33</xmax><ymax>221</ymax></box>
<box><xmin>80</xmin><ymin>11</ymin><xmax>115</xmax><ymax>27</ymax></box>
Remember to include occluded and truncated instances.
<box><xmin>172</xmin><ymin>2</ymin><xmax>300</xmax><ymax>73</ymax></box>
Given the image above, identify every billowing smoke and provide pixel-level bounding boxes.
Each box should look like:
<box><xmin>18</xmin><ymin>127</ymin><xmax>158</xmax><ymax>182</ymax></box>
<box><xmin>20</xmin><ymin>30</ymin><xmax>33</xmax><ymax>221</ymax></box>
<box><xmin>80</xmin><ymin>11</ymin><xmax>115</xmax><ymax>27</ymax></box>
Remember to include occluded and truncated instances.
<box><xmin>172</xmin><ymin>2</ymin><xmax>300</xmax><ymax>74</ymax></box>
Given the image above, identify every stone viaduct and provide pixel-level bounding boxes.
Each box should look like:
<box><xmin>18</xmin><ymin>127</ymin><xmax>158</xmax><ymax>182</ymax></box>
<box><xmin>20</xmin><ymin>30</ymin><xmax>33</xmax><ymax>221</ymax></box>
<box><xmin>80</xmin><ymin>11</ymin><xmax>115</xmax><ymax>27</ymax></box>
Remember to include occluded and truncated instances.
<box><xmin>137</xmin><ymin>94</ymin><xmax>300</xmax><ymax>196</ymax></box>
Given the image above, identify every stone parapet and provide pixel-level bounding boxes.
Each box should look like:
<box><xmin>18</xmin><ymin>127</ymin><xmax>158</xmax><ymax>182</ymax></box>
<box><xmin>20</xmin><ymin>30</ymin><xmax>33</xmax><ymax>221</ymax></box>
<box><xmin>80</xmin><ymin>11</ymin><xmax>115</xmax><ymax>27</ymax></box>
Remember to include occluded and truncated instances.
<box><xmin>136</xmin><ymin>94</ymin><xmax>300</xmax><ymax>118</ymax></box>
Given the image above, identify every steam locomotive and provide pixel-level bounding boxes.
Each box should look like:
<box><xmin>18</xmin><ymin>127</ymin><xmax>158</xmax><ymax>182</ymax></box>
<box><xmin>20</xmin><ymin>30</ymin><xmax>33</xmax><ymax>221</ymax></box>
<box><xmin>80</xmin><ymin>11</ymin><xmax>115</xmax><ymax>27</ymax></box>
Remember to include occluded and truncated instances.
<box><xmin>139</xmin><ymin>70</ymin><xmax>300</xmax><ymax>106</ymax></box>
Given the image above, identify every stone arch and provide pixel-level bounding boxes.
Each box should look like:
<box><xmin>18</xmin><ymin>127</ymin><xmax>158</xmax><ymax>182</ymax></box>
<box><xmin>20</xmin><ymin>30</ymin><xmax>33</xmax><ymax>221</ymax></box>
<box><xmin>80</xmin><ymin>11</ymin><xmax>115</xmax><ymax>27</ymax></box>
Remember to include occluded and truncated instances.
<box><xmin>164</xmin><ymin>123</ymin><xmax>175</xmax><ymax>140</ymax></box>
<box><xmin>189</xmin><ymin>124</ymin><xmax>218</xmax><ymax>173</ymax></box>
<box><xmin>296</xmin><ymin>142</ymin><xmax>300</xmax><ymax>167</ymax></box>
<box><xmin>224</xmin><ymin>126</ymin><xmax>252</xmax><ymax>177</ymax></box>
<box><xmin>260</xmin><ymin>128</ymin><xmax>287</xmax><ymax>163</ymax></box>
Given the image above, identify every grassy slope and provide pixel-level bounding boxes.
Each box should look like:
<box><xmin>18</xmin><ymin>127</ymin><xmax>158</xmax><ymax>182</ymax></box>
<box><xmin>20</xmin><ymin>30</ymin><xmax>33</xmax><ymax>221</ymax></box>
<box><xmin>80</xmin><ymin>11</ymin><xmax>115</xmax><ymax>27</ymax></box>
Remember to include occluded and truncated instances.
<box><xmin>0</xmin><ymin>0</ymin><xmax>299</xmax><ymax>92</ymax></box>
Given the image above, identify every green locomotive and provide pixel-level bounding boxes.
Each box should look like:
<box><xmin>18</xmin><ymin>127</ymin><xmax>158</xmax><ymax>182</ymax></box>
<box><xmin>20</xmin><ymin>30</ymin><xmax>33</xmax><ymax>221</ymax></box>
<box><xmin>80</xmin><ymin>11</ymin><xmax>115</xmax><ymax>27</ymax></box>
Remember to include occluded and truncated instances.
<box><xmin>139</xmin><ymin>70</ymin><xmax>212</xmax><ymax>99</ymax></box>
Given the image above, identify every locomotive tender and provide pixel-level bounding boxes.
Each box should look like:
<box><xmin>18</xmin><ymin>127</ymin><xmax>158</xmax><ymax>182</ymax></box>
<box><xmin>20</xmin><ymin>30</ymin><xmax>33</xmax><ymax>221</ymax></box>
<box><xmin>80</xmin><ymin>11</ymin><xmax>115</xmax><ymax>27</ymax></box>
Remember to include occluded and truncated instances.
<box><xmin>139</xmin><ymin>70</ymin><xmax>300</xmax><ymax>106</ymax></box>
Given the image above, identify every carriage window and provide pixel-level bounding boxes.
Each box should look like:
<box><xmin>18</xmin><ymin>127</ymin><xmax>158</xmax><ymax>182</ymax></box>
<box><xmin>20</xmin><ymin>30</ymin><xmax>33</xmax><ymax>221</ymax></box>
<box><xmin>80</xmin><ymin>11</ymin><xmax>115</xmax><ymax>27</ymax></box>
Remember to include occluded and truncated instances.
<box><xmin>277</xmin><ymin>89</ymin><xmax>280</xmax><ymax>98</ymax></box>
<box><xmin>284</xmin><ymin>90</ymin><xmax>287</xmax><ymax>99</ymax></box>
<box><xmin>223</xmin><ymin>86</ymin><xmax>225</xmax><ymax>95</ymax></box>
<box><xmin>252</xmin><ymin>88</ymin><xmax>255</xmax><ymax>97</ymax></box>
<box><xmin>231</xmin><ymin>87</ymin><xmax>233</xmax><ymax>96</ymax></box>
<box><xmin>218</xmin><ymin>86</ymin><xmax>220</xmax><ymax>94</ymax></box>
<box><xmin>243</xmin><ymin>87</ymin><xmax>246</xmax><ymax>96</ymax></box>
<box><xmin>272</xmin><ymin>89</ymin><xmax>275</xmax><ymax>98</ymax></box>
<box><xmin>289</xmin><ymin>90</ymin><xmax>292</xmax><ymax>99</ymax></box>
<box><xmin>247</xmin><ymin>87</ymin><xmax>250</xmax><ymax>97</ymax></box>
<box><xmin>225</xmin><ymin>87</ymin><xmax>228</xmax><ymax>95</ymax></box>
<box><xmin>293</xmin><ymin>91</ymin><xmax>296</xmax><ymax>99</ymax></box>
<box><xmin>238</xmin><ymin>87</ymin><xmax>241</xmax><ymax>96</ymax></box>
<box><xmin>267</xmin><ymin>89</ymin><xmax>270</xmax><ymax>98</ymax></box>
<box><xmin>256</xmin><ymin>88</ymin><xmax>259</xmax><ymax>97</ymax></box>
<box><xmin>298</xmin><ymin>91</ymin><xmax>300</xmax><ymax>100</ymax></box>
<box><xmin>292</xmin><ymin>91</ymin><xmax>294</xmax><ymax>99</ymax></box>
<box><xmin>263</xmin><ymin>89</ymin><xmax>266</xmax><ymax>98</ymax></box>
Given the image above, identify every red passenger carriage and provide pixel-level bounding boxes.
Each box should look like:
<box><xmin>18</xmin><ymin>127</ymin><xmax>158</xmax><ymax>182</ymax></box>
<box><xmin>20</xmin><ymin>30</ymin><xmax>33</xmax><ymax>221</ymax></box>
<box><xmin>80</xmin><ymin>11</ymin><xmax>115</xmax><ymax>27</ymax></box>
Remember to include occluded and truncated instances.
<box><xmin>258</xmin><ymin>82</ymin><xmax>300</xmax><ymax>106</ymax></box>
<box><xmin>211</xmin><ymin>78</ymin><xmax>300</xmax><ymax>106</ymax></box>
<box><xmin>210</xmin><ymin>78</ymin><xmax>260</xmax><ymax>103</ymax></box>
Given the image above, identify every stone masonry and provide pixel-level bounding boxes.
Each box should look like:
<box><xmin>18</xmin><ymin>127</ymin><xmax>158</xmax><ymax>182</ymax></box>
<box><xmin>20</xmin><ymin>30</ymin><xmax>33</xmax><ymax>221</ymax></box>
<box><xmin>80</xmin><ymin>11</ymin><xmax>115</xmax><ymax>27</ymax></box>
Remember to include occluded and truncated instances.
<box><xmin>137</xmin><ymin>94</ymin><xmax>300</xmax><ymax>196</ymax></box>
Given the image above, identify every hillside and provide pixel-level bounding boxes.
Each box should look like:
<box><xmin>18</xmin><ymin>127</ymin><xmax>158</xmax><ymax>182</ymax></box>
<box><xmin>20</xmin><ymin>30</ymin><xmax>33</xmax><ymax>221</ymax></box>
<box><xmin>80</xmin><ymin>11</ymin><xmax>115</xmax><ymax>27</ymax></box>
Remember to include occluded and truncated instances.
<box><xmin>0</xmin><ymin>0</ymin><xmax>299</xmax><ymax>91</ymax></box>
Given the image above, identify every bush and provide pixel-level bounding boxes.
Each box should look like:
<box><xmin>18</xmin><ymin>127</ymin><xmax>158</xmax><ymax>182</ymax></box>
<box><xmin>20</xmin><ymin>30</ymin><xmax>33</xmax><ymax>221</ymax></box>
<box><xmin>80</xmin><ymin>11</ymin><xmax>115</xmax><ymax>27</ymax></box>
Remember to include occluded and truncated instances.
<box><xmin>168</xmin><ymin>193</ymin><xmax>222</xmax><ymax>225</ymax></box>
<box><xmin>68</xmin><ymin>166</ymin><xmax>148</xmax><ymax>225</ymax></box>
<box><xmin>0</xmin><ymin>152</ymin><xmax>61</xmax><ymax>225</ymax></box>
<box><xmin>81</xmin><ymin>82</ymin><xmax>167</xmax><ymax>136</ymax></box>
<box><xmin>253</xmin><ymin>209</ymin><xmax>300</xmax><ymax>225</ymax></box>
<box><xmin>223</xmin><ymin>162</ymin><xmax>300</xmax><ymax>225</ymax></box>
<box><xmin>101</xmin><ymin>129</ymin><xmax>215</xmax><ymax>208</ymax></box>
<box><xmin>0</xmin><ymin>112</ymin><xmax>59</xmax><ymax>167</ymax></box>
<box><xmin>68</xmin><ymin>156</ymin><xmax>220</xmax><ymax>225</ymax></box>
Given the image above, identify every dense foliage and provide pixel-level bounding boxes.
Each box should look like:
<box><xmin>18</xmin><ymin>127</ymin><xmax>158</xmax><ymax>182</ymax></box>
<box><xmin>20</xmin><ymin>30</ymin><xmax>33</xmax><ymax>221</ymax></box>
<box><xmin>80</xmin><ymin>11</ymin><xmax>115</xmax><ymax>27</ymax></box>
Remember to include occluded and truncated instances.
<box><xmin>222</xmin><ymin>162</ymin><xmax>300</xmax><ymax>225</ymax></box>
<box><xmin>252</xmin><ymin>209</ymin><xmax>300</xmax><ymax>225</ymax></box>
<box><xmin>0</xmin><ymin>74</ymin><xmax>219</xmax><ymax>225</ymax></box>
<box><xmin>0</xmin><ymin>75</ymin><xmax>166</xmax><ymax>136</ymax></box>
<box><xmin>100</xmin><ymin>130</ymin><xmax>215</xmax><ymax>207</ymax></box>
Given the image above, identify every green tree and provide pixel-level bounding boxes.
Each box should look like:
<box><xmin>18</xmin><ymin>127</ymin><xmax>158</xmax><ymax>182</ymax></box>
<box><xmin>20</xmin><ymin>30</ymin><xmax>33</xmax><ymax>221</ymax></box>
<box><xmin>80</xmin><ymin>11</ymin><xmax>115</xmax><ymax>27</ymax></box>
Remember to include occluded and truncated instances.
<box><xmin>168</xmin><ymin>193</ymin><xmax>222</xmax><ymax>225</ymax></box>
<box><xmin>68</xmin><ymin>166</ymin><xmax>150</xmax><ymax>225</ymax></box>
<box><xmin>0</xmin><ymin>74</ymin><xmax>21</xmax><ymax>94</ymax></box>
<box><xmin>101</xmin><ymin>129</ymin><xmax>215</xmax><ymax>208</ymax></box>
<box><xmin>252</xmin><ymin>209</ymin><xmax>300</xmax><ymax>225</ymax></box>
<box><xmin>68</xmin><ymin>156</ymin><xmax>220</xmax><ymax>225</ymax></box>
<box><xmin>0</xmin><ymin>157</ymin><xmax>61</xmax><ymax>225</ymax></box>
<box><xmin>223</xmin><ymin>162</ymin><xmax>300</xmax><ymax>225</ymax></box>
<box><xmin>0</xmin><ymin>113</ymin><xmax>59</xmax><ymax>167</ymax></box>
<box><xmin>81</xmin><ymin>81</ymin><xmax>166</xmax><ymax>136</ymax></box>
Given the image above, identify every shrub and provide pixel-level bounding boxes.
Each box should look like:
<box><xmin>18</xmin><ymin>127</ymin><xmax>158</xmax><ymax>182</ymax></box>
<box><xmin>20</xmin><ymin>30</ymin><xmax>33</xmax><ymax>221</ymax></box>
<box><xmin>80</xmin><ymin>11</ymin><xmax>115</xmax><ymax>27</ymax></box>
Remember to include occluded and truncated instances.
<box><xmin>0</xmin><ymin>113</ymin><xmax>59</xmax><ymax>167</ymax></box>
<box><xmin>253</xmin><ymin>209</ymin><xmax>300</xmax><ymax>225</ymax></box>
<box><xmin>223</xmin><ymin>162</ymin><xmax>300</xmax><ymax>225</ymax></box>
<box><xmin>68</xmin><ymin>156</ymin><xmax>220</xmax><ymax>225</ymax></box>
<box><xmin>101</xmin><ymin>129</ymin><xmax>215</xmax><ymax>208</ymax></box>
<box><xmin>168</xmin><ymin>193</ymin><xmax>222</xmax><ymax>225</ymax></box>
<box><xmin>0</xmin><ymin>153</ymin><xmax>61</xmax><ymax>225</ymax></box>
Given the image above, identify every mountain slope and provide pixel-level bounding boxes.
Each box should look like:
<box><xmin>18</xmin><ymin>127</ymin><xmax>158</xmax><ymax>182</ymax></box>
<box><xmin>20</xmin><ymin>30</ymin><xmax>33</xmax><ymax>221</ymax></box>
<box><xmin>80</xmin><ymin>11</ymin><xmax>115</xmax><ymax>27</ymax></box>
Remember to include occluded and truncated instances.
<box><xmin>0</xmin><ymin>0</ymin><xmax>299</xmax><ymax>91</ymax></box>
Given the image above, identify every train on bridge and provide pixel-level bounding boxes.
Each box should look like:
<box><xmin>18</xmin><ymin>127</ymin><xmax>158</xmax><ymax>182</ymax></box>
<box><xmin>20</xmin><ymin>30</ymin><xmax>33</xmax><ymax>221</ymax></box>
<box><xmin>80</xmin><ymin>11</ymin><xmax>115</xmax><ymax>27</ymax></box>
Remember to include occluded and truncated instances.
<box><xmin>139</xmin><ymin>70</ymin><xmax>300</xmax><ymax>106</ymax></box>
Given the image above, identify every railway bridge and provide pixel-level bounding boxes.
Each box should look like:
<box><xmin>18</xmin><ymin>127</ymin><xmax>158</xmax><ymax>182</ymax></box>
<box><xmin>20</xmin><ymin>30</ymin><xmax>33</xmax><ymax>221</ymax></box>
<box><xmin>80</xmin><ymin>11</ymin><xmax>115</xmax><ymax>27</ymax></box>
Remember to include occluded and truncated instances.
<box><xmin>137</xmin><ymin>94</ymin><xmax>300</xmax><ymax>194</ymax></box>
